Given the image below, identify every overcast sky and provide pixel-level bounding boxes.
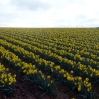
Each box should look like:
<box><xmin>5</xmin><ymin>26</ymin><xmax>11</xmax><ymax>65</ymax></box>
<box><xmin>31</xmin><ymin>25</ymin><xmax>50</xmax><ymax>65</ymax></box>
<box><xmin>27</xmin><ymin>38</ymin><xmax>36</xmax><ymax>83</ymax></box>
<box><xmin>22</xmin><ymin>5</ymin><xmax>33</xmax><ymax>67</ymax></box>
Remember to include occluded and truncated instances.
<box><xmin>0</xmin><ymin>0</ymin><xmax>99</xmax><ymax>27</ymax></box>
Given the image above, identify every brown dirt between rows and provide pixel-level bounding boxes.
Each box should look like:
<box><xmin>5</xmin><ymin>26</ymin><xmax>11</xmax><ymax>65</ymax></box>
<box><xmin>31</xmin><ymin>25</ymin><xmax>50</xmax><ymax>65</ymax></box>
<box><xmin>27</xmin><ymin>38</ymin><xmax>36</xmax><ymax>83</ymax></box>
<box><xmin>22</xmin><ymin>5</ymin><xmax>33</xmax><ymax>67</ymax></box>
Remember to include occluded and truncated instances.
<box><xmin>1</xmin><ymin>60</ymin><xmax>98</xmax><ymax>99</ymax></box>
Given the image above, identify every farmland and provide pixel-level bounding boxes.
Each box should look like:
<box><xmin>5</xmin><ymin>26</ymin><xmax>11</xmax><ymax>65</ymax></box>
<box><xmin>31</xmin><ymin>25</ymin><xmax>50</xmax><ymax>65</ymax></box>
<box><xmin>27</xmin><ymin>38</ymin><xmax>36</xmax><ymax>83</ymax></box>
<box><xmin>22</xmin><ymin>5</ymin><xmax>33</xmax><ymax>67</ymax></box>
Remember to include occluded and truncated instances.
<box><xmin>0</xmin><ymin>28</ymin><xmax>99</xmax><ymax>99</ymax></box>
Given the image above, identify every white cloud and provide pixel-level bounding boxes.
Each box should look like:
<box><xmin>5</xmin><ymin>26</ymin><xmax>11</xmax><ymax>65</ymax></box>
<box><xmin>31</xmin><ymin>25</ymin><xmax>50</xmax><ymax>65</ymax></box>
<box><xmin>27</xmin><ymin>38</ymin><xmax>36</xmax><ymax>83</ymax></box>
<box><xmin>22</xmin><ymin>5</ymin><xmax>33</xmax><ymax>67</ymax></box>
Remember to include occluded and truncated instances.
<box><xmin>0</xmin><ymin>0</ymin><xmax>99</xmax><ymax>27</ymax></box>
